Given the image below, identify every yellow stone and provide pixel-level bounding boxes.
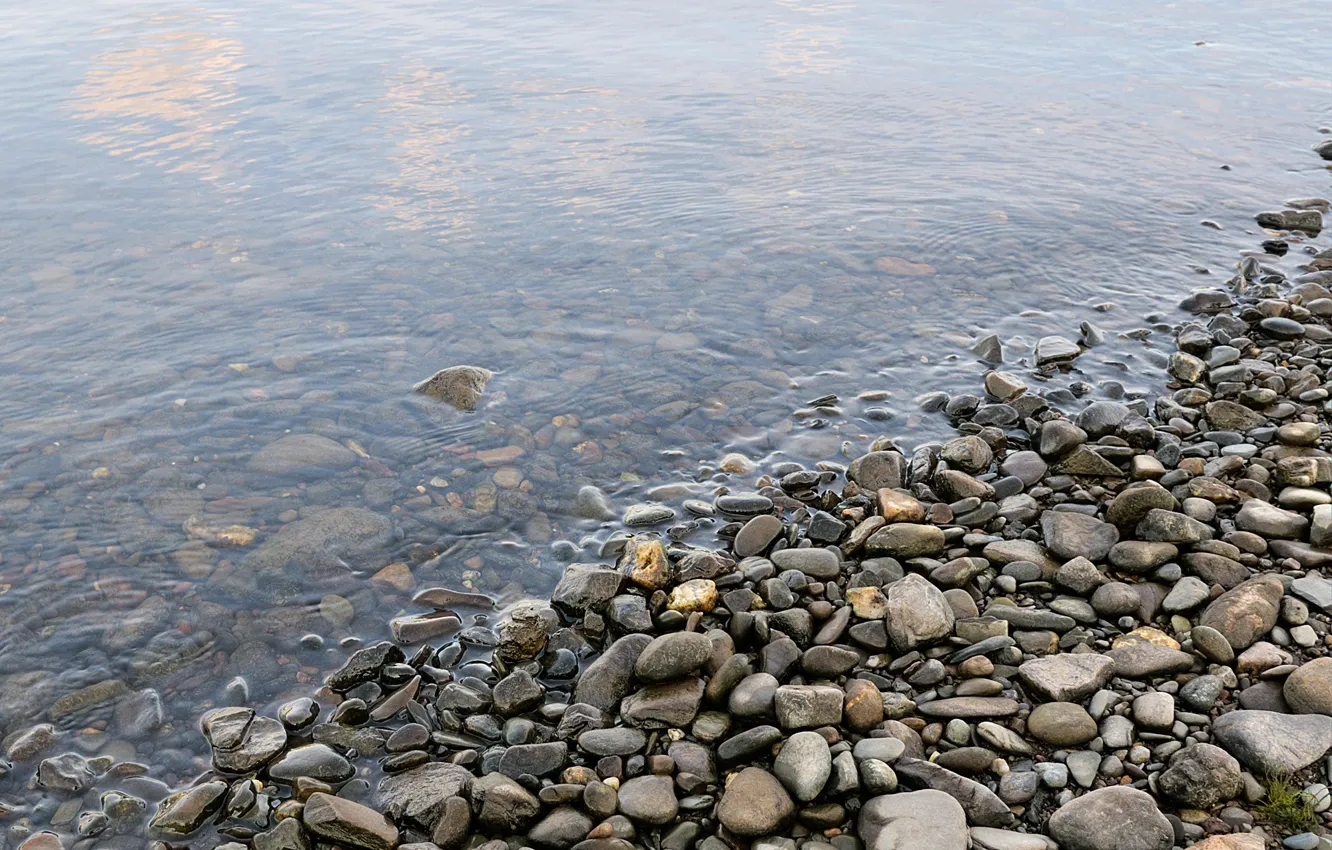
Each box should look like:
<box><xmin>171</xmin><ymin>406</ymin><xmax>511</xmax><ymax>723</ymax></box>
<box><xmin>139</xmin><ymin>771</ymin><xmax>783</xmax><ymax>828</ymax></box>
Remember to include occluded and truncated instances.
<box><xmin>846</xmin><ymin>586</ymin><xmax>889</xmax><ymax>619</ymax></box>
<box><xmin>1112</xmin><ymin>626</ymin><xmax>1180</xmax><ymax>651</ymax></box>
<box><xmin>183</xmin><ymin>516</ymin><xmax>258</xmax><ymax>547</ymax></box>
<box><xmin>619</xmin><ymin>535</ymin><xmax>672</xmax><ymax>590</ymax></box>
<box><xmin>668</xmin><ymin>579</ymin><xmax>718</xmax><ymax>613</ymax></box>
<box><xmin>92</xmin><ymin>467</ymin><xmax>110</xmax><ymax>479</ymax></box>
<box><xmin>319</xmin><ymin>595</ymin><xmax>354</xmax><ymax>628</ymax></box>
<box><xmin>371</xmin><ymin>562</ymin><xmax>415</xmax><ymax>593</ymax></box>
<box><xmin>877</xmin><ymin>489</ymin><xmax>926</xmax><ymax>523</ymax></box>
<box><xmin>719</xmin><ymin>453</ymin><xmax>756</xmax><ymax>474</ymax></box>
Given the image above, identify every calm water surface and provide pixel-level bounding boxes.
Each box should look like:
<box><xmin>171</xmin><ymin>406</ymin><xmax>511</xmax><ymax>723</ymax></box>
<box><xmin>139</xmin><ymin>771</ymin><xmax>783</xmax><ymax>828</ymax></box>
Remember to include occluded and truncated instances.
<box><xmin>0</xmin><ymin>0</ymin><xmax>1329</xmax><ymax>837</ymax></box>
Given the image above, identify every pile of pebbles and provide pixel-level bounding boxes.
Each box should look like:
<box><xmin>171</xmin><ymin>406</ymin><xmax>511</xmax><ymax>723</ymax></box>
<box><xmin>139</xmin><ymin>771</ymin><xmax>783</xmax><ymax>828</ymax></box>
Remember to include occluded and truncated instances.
<box><xmin>11</xmin><ymin>189</ymin><xmax>1332</xmax><ymax>850</ymax></box>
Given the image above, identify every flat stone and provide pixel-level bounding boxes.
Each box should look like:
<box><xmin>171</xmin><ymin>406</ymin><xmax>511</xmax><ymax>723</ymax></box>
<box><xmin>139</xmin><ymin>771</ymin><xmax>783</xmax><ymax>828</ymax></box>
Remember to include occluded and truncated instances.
<box><xmin>917</xmin><ymin>697</ymin><xmax>1020</xmax><ymax>719</ymax></box>
<box><xmin>304</xmin><ymin>793</ymin><xmax>399</xmax><ymax>850</ymax></box>
<box><xmin>859</xmin><ymin>790</ymin><xmax>968</xmax><ymax>850</ymax></box>
<box><xmin>1027</xmin><ymin>702</ymin><xmax>1097</xmax><ymax>746</ymax></box>
<box><xmin>616</xmin><ymin>774</ymin><xmax>678</xmax><ymax>825</ymax></box>
<box><xmin>1019</xmin><ymin>653</ymin><xmax>1114</xmax><ymax>702</ymax></box>
<box><xmin>735</xmin><ymin>515</ymin><xmax>783</xmax><ymax>557</ymax></box>
<box><xmin>248</xmin><ymin>434</ymin><xmax>357</xmax><ymax>477</ymax></box>
<box><xmin>894</xmin><ymin>757</ymin><xmax>1014</xmax><ymax>827</ymax></box>
<box><xmin>1105</xmin><ymin>644</ymin><xmax>1193</xmax><ymax>678</ymax></box>
<box><xmin>1041</xmin><ymin>511</ymin><xmax>1118</xmax><ymax>561</ymax></box>
<box><xmin>885</xmin><ymin>573</ymin><xmax>955</xmax><ymax>651</ymax></box>
<box><xmin>1198</xmin><ymin>575</ymin><xmax>1283</xmax><ymax>650</ymax></box>
<box><xmin>1212</xmin><ymin>710</ymin><xmax>1332</xmax><ymax>774</ymax></box>
<box><xmin>634</xmin><ymin>632</ymin><xmax>712</xmax><ymax>683</ymax></box>
<box><xmin>1047</xmin><ymin>786</ymin><xmax>1172</xmax><ymax>850</ymax></box>
<box><xmin>774</xmin><ymin>684</ymin><xmax>843</xmax><ymax>728</ymax></box>
<box><xmin>377</xmin><ymin>763</ymin><xmax>474</xmax><ymax>829</ymax></box>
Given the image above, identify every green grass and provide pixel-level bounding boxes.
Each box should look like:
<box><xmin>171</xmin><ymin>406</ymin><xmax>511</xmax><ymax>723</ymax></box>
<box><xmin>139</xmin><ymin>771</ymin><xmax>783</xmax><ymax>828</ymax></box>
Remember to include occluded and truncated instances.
<box><xmin>1256</xmin><ymin>773</ymin><xmax>1318</xmax><ymax>834</ymax></box>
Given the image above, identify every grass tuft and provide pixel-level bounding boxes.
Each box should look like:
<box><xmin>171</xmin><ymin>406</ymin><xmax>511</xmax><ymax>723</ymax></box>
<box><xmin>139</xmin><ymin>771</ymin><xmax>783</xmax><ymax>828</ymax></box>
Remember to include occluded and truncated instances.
<box><xmin>1256</xmin><ymin>772</ymin><xmax>1318</xmax><ymax>834</ymax></box>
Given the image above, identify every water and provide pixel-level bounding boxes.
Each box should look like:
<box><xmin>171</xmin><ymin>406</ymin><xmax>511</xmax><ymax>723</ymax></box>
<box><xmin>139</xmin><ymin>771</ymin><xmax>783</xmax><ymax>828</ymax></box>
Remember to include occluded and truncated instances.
<box><xmin>0</xmin><ymin>0</ymin><xmax>1329</xmax><ymax>838</ymax></box>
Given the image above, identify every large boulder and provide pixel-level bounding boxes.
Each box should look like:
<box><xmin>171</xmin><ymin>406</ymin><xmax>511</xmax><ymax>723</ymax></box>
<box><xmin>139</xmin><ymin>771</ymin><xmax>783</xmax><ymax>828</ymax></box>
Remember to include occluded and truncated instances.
<box><xmin>1047</xmin><ymin>786</ymin><xmax>1172</xmax><ymax>850</ymax></box>
<box><xmin>1197</xmin><ymin>576</ymin><xmax>1283</xmax><ymax>650</ymax></box>
<box><xmin>885</xmin><ymin>574</ymin><xmax>954</xmax><ymax>651</ymax></box>
<box><xmin>1284</xmin><ymin>657</ymin><xmax>1332</xmax><ymax>715</ymax></box>
<box><xmin>248</xmin><ymin>434</ymin><xmax>357</xmax><ymax>477</ymax></box>
<box><xmin>240</xmin><ymin>508</ymin><xmax>393</xmax><ymax>579</ymax></box>
<box><xmin>859</xmin><ymin>790</ymin><xmax>968</xmax><ymax>850</ymax></box>
<box><xmin>413</xmin><ymin>365</ymin><xmax>492</xmax><ymax>410</ymax></box>
<box><xmin>1156</xmin><ymin>744</ymin><xmax>1242</xmax><ymax>809</ymax></box>
<box><xmin>1212</xmin><ymin>710</ymin><xmax>1332</xmax><ymax>774</ymax></box>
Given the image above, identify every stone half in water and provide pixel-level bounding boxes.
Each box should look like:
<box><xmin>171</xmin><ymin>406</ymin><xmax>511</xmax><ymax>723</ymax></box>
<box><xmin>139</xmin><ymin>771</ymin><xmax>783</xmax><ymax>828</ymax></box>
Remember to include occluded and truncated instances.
<box><xmin>413</xmin><ymin>365</ymin><xmax>493</xmax><ymax>411</ymax></box>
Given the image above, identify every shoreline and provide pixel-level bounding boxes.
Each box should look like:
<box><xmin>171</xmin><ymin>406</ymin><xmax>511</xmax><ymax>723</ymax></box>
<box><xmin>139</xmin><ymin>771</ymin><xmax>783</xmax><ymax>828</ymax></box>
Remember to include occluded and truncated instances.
<box><xmin>11</xmin><ymin>143</ymin><xmax>1332</xmax><ymax>850</ymax></box>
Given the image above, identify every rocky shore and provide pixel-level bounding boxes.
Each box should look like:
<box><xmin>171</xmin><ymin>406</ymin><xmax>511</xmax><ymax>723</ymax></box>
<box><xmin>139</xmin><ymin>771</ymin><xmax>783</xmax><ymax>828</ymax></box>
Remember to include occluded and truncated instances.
<box><xmin>11</xmin><ymin>167</ymin><xmax>1332</xmax><ymax>850</ymax></box>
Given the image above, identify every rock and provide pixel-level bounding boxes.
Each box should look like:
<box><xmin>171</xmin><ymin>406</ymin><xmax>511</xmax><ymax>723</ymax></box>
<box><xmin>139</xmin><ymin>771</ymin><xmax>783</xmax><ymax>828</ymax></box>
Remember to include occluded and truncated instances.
<box><xmin>1212</xmin><ymin>710</ymin><xmax>1332</xmax><ymax>773</ymax></box>
<box><xmin>498</xmin><ymin>742</ymin><xmax>568</xmax><ymax>778</ymax></box>
<box><xmin>1106</xmin><ymin>485</ymin><xmax>1178</xmax><ymax>527</ymax></box>
<box><xmin>212</xmin><ymin>716</ymin><xmax>288</xmax><ymax>773</ymax></box>
<box><xmin>620</xmin><ymin>677</ymin><xmax>705</xmax><ymax>728</ymax></box>
<box><xmin>735</xmin><ymin>515</ymin><xmax>783</xmax><ymax>557</ymax></box>
<box><xmin>894</xmin><ymin>757</ymin><xmax>1014</xmax><ymax>827</ymax></box>
<box><xmin>634</xmin><ymin>632</ymin><xmax>713</xmax><ymax>683</ymax></box>
<box><xmin>1198</xmin><ymin>575</ymin><xmax>1283</xmax><ymax>650</ymax></box>
<box><xmin>242</xmin><ymin>507</ymin><xmax>394</xmax><ymax>578</ymax></box>
<box><xmin>1157</xmin><ymin>743</ymin><xmax>1242</xmax><ymax>809</ymax></box>
<box><xmin>1236</xmin><ymin>499</ymin><xmax>1309</xmax><ymax>539</ymax></box>
<box><xmin>619</xmin><ymin>535</ymin><xmax>672</xmax><ymax>588</ymax></box>
<box><xmin>1136</xmin><ymin>509</ymin><xmax>1213</xmax><ymax>543</ymax></box>
<box><xmin>1109</xmin><ymin>541</ymin><xmax>1178</xmax><ymax>573</ymax></box>
<box><xmin>969</xmin><ymin>827</ymin><xmax>1052</xmax><ymax>850</ymax></box>
<box><xmin>529</xmin><ymin>808</ymin><xmax>595</xmax><ymax>849</ymax></box>
<box><xmin>150</xmin><ymin>780</ymin><xmax>228</xmax><ymax>834</ymax></box>
<box><xmin>578</xmin><ymin>728</ymin><xmax>647</xmax><ymax>757</ymax></box>
<box><xmin>473</xmin><ymin>773</ymin><xmax>541</xmax><ymax>832</ymax></box>
<box><xmin>572</xmin><ymin>486</ymin><xmax>616</xmax><ymax>521</ymax></box>
<box><xmin>848</xmin><ymin>451</ymin><xmax>906</xmax><ymax>491</ymax></box>
<box><xmin>1027</xmin><ymin>702</ymin><xmax>1097</xmax><ymax>746</ymax></box>
<box><xmin>1018</xmin><ymin>653</ymin><xmax>1114</xmax><ymax>702</ymax></box>
<box><xmin>413</xmin><ymin>365</ymin><xmax>492</xmax><ymax>410</ymax></box>
<box><xmin>1041</xmin><ymin>511</ymin><xmax>1118</xmax><ymax>561</ymax></box>
<box><xmin>253</xmin><ymin>818</ymin><xmax>312</xmax><ymax>850</ymax></box>
<box><xmin>1104</xmin><ymin>644</ymin><xmax>1193</xmax><ymax>678</ymax></box>
<box><xmin>1132</xmin><ymin>692</ymin><xmax>1174</xmax><ymax>729</ymax></box>
<box><xmin>865</xmin><ymin>523</ymin><xmax>945</xmax><ymax>559</ymax></box>
<box><xmin>770</xmin><ymin>547</ymin><xmax>841</xmax><ymax>579</ymax></box>
<box><xmin>1036</xmin><ymin>336</ymin><xmax>1081</xmax><ymax>367</ymax></box>
<box><xmin>1047</xmin><ymin>786</ymin><xmax>1172</xmax><ymax>850</ymax></box>
<box><xmin>616</xmin><ymin>775</ymin><xmax>678</xmax><ymax>825</ymax></box>
<box><xmin>1205</xmin><ymin>400</ymin><xmax>1267</xmax><ymax>431</ymax></box>
<box><xmin>773</xmin><ymin>731</ymin><xmax>832</xmax><ymax>801</ymax></box>
<box><xmin>551</xmin><ymin>565</ymin><xmax>624</xmax><ymax>614</ymax></box>
<box><xmin>885</xmin><ymin>573</ymin><xmax>955</xmax><ymax>651</ymax></box>
<box><xmin>16</xmin><ymin>834</ymin><xmax>64</xmax><ymax>850</ymax></box>
<box><xmin>574</xmin><ymin>634</ymin><xmax>652</xmax><ymax>710</ymax></box>
<box><xmin>304</xmin><ymin>793</ymin><xmax>399</xmax><ymax>850</ymax></box>
<box><xmin>774</xmin><ymin>684</ymin><xmax>844</xmax><ymax>728</ymax></box>
<box><xmin>496</xmin><ymin>603</ymin><xmax>552</xmax><ymax>663</ymax></box>
<box><xmin>716</xmin><ymin>768</ymin><xmax>794</xmax><ymax>836</ymax></box>
<box><xmin>248</xmin><ymin>434</ymin><xmax>357</xmax><ymax>477</ymax></box>
<box><xmin>1190</xmin><ymin>838</ymin><xmax>1265</xmax><ymax>850</ymax></box>
<box><xmin>268</xmin><ymin>744</ymin><xmax>353</xmax><ymax>784</ymax></box>
<box><xmin>917</xmin><ymin>697</ymin><xmax>1020</xmax><ymax>719</ymax></box>
<box><xmin>1284</xmin><ymin>657</ymin><xmax>1332</xmax><ymax>715</ymax></box>
<box><xmin>859</xmin><ymin>790</ymin><xmax>968</xmax><ymax>850</ymax></box>
<box><xmin>941</xmin><ymin>435</ymin><xmax>993</xmax><ymax>474</ymax></box>
<box><xmin>377</xmin><ymin>763</ymin><xmax>474</xmax><ymax>828</ymax></box>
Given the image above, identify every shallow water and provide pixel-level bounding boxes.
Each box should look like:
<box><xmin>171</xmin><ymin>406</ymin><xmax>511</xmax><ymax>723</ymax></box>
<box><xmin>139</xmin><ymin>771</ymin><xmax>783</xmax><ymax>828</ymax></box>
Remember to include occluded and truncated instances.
<box><xmin>0</xmin><ymin>0</ymin><xmax>1330</xmax><ymax>838</ymax></box>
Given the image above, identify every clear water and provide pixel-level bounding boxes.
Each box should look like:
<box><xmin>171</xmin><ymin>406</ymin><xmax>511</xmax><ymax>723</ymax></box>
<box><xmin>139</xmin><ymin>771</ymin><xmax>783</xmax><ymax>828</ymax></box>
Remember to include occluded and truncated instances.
<box><xmin>0</xmin><ymin>0</ymin><xmax>1329</xmax><ymax>833</ymax></box>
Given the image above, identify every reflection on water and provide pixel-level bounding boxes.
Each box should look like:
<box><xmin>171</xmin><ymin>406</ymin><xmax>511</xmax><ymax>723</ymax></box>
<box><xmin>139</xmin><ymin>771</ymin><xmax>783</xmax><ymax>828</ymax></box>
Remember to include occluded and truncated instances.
<box><xmin>0</xmin><ymin>0</ymin><xmax>1328</xmax><ymax>839</ymax></box>
<box><xmin>70</xmin><ymin>16</ymin><xmax>246</xmax><ymax>187</ymax></box>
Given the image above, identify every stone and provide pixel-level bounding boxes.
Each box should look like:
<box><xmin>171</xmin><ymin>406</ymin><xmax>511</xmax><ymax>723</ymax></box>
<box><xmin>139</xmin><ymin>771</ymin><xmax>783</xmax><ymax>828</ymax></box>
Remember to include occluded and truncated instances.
<box><xmin>616</xmin><ymin>775</ymin><xmax>678</xmax><ymax>825</ymax></box>
<box><xmin>1157</xmin><ymin>743</ymin><xmax>1242</xmax><ymax>809</ymax></box>
<box><xmin>268</xmin><ymin>744</ymin><xmax>353</xmax><ymax>784</ymax></box>
<box><xmin>774</xmin><ymin>684</ymin><xmax>843</xmax><ymax>728</ymax></box>
<box><xmin>1235</xmin><ymin>500</ymin><xmax>1309</xmax><ymax>539</ymax></box>
<box><xmin>735</xmin><ymin>515</ymin><xmax>783</xmax><ymax>557</ymax></box>
<box><xmin>248</xmin><ymin>434</ymin><xmax>358</xmax><ymax>477</ymax></box>
<box><xmin>149</xmin><ymin>780</ymin><xmax>228</xmax><ymax>834</ymax></box>
<box><xmin>1204</xmin><ymin>400</ymin><xmax>1266</xmax><ymax>432</ymax></box>
<box><xmin>941</xmin><ymin>435</ymin><xmax>994</xmax><ymax>474</ymax></box>
<box><xmin>1047</xmin><ymin>786</ymin><xmax>1172</xmax><ymax>850</ymax></box>
<box><xmin>773</xmin><ymin>731</ymin><xmax>832</xmax><ymax>801</ymax></box>
<box><xmin>1198</xmin><ymin>575</ymin><xmax>1283</xmax><ymax>650</ymax></box>
<box><xmin>865</xmin><ymin>523</ymin><xmax>946</xmax><ymax>559</ymax></box>
<box><xmin>1041</xmin><ymin>511</ymin><xmax>1118</xmax><ymax>561</ymax></box>
<box><xmin>893</xmin><ymin>757</ymin><xmax>1014</xmax><ymax>827</ymax></box>
<box><xmin>885</xmin><ymin>573</ymin><xmax>955</xmax><ymax>651</ymax></box>
<box><xmin>575</xmin><ymin>634</ymin><xmax>653</xmax><ymax>710</ymax></box>
<box><xmin>634</xmin><ymin>632</ymin><xmax>713</xmax><ymax>683</ymax></box>
<box><xmin>579</xmin><ymin>728</ymin><xmax>647</xmax><ymax>757</ymax></box>
<box><xmin>304</xmin><ymin>792</ymin><xmax>399</xmax><ymax>850</ymax></box>
<box><xmin>413</xmin><ymin>365</ymin><xmax>492</xmax><ymax>410</ymax></box>
<box><xmin>1105</xmin><ymin>644</ymin><xmax>1193</xmax><ymax>678</ymax></box>
<box><xmin>377</xmin><ymin>763</ymin><xmax>474</xmax><ymax>829</ymax></box>
<box><xmin>472</xmin><ymin>773</ymin><xmax>541</xmax><ymax>832</ymax></box>
<box><xmin>917</xmin><ymin>697</ymin><xmax>1020</xmax><ymax>719</ymax></box>
<box><xmin>242</xmin><ymin>507</ymin><xmax>394</xmax><ymax>579</ymax></box>
<box><xmin>1284</xmin><ymin>657</ymin><xmax>1332</xmax><ymax>715</ymax></box>
<box><xmin>619</xmin><ymin>535</ymin><xmax>672</xmax><ymax>588</ymax></box>
<box><xmin>770</xmin><ymin>547</ymin><xmax>841</xmax><ymax>579</ymax></box>
<box><xmin>621</xmin><ymin>677</ymin><xmax>705</xmax><ymax>728</ymax></box>
<box><xmin>529</xmin><ymin>808</ymin><xmax>595</xmax><ymax>849</ymax></box>
<box><xmin>858</xmin><ymin>790</ymin><xmax>968</xmax><ymax>850</ymax></box>
<box><xmin>1132</xmin><ymin>692</ymin><xmax>1174</xmax><ymax>729</ymax></box>
<box><xmin>1036</xmin><ymin>335</ymin><xmax>1081</xmax><ymax>367</ymax></box>
<box><xmin>1212</xmin><ymin>710</ymin><xmax>1332</xmax><ymax>774</ymax></box>
<box><xmin>1136</xmin><ymin>509</ymin><xmax>1212</xmax><ymax>544</ymax></box>
<box><xmin>551</xmin><ymin>565</ymin><xmax>624</xmax><ymax>614</ymax></box>
<box><xmin>1019</xmin><ymin>653</ymin><xmax>1114</xmax><ymax>702</ymax></box>
<box><xmin>848</xmin><ymin>451</ymin><xmax>907</xmax><ymax>491</ymax></box>
<box><xmin>1109</xmin><ymin>541</ymin><xmax>1178</xmax><ymax>573</ymax></box>
<box><xmin>716</xmin><ymin>768</ymin><xmax>795</xmax><ymax>836</ymax></box>
<box><xmin>1027</xmin><ymin>702</ymin><xmax>1097</xmax><ymax>746</ymax></box>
